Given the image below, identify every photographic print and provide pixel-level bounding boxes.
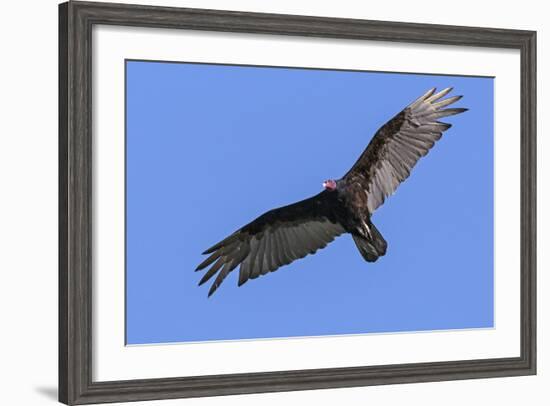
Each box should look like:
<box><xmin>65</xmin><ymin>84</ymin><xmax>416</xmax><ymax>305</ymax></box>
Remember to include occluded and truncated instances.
<box><xmin>60</xmin><ymin>3</ymin><xmax>536</xmax><ymax>403</ymax></box>
<box><xmin>125</xmin><ymin>60</ymin><xmax>494</xmax><ymax>345</ymax></box>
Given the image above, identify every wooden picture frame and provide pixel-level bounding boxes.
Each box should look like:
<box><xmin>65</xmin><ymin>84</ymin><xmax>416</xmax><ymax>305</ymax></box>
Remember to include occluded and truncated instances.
<box><xmin>59</xmin><ymin>1</ymin><xmax>536</xmax><ymax>404</ymax></box>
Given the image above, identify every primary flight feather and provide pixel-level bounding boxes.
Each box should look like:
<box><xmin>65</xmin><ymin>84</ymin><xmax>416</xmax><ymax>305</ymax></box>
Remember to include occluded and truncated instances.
<box><xmin>196</xmin><ymin>87</ymin><xmax>468</xmax><ymax>296</ymax></box>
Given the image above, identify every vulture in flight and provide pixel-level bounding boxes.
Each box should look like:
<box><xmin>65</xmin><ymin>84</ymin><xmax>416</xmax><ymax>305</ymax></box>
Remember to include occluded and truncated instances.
<box><xmin>196</xmin><ymin>87</ymin><xmax>467</xmax><ymax>296</ymax></box>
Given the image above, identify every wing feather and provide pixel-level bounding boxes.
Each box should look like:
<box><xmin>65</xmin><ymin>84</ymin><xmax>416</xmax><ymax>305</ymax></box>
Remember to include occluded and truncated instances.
<box><xmin>255</xmin><ymin>234</ymin><xmax>267</xmax><ymax>278</ymax></box>
<box><xmin>198</xmin><ymin>257</ymin><xmax>225</xmax><ymax>286</ymax></box>
<box><xmin>263</xmin><ymin>233</ymin><xmax>274</xmax><ymax>273</ymax></box>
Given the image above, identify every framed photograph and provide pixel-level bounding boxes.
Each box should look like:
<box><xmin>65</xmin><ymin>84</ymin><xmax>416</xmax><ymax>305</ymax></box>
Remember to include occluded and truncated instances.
<box><xmin>59</xmin><ymin>1</ymin><xmax>536</xmax><ymax>404</ymax></box>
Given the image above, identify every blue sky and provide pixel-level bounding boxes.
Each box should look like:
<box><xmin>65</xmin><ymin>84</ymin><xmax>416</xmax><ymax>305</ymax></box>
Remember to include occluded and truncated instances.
<box><xmin>125</xmin><ymin>60</ymin><xmax>494</xmax><ymax>345</ymax></box>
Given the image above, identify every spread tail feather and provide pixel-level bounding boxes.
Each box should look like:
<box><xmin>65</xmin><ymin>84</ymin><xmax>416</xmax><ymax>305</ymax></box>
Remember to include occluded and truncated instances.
<box><xmin>352</xmin><ymin>223</ymin><xmax>387</xmax><ymax>262</ymax></box>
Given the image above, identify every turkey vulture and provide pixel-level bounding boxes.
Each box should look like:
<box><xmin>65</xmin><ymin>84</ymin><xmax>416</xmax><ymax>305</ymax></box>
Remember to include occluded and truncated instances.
<box><xmin>196</xmin><ymin>87</ymin><xmax>467</xmax><ymax>296</ymax></box>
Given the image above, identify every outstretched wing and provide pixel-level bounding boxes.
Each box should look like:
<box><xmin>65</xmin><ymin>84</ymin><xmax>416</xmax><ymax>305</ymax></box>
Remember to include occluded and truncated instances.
<box><xmin>344</xmin><ymin>87</ymin><xmax>468</xmax><ymax>213</ymax></box>
<box><xmin>196</xmin><ymin>191</ymin><xmax>345</xmax><ymax>296</ymax></box>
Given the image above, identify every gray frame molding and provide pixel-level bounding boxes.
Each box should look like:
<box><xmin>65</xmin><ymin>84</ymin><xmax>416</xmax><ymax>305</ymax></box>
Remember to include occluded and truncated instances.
<box><xmin>59</xmin><ymin>1</ymin><xmax>536</xmax><ymax>404</ymax></box>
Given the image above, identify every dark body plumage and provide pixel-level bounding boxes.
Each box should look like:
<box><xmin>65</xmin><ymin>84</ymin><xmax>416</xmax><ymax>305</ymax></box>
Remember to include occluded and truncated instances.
<box><xmin>196</xmin><ymin>87</ymin><xmax>468</xmax><ymax>296</ymax></box>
